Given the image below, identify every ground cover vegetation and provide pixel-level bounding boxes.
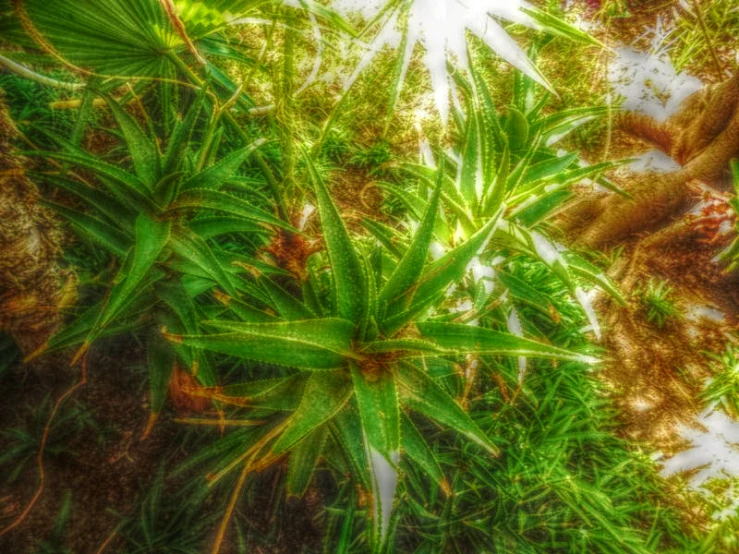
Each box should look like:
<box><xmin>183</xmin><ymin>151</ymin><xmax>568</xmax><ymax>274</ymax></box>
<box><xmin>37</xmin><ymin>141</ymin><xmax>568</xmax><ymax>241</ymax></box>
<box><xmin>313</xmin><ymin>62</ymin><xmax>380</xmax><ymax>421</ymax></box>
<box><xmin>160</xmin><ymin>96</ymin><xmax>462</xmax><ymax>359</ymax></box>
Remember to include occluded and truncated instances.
<box><xmin>0</xmin><ymin>0</ymin><xmax>737</xmax><ymax>552</ymax></box>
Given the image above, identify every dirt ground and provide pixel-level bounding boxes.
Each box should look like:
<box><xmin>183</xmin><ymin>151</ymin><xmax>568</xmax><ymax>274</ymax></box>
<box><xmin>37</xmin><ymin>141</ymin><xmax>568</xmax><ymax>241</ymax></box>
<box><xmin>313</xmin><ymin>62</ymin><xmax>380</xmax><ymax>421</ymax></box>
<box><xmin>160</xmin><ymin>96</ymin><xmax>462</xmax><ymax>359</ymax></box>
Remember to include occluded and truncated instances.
<box><xmin>565</xmin><ymin>0</ymin><xmax>739</xmax><ymax>481</ymax></box>
<box><xmin>0</xmin><ymin>338</ymin><xmax>323</xmax><ymax>553</ymax></box>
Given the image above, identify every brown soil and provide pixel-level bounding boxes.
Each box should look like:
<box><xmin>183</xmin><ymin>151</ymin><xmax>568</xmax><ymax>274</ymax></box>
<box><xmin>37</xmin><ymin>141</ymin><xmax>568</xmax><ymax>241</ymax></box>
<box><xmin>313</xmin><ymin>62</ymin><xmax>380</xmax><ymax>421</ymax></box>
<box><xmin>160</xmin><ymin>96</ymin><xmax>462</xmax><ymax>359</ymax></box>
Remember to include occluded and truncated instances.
<box><xmin>595</xmin><ymin>223</ymin><xmax>739</xmax><ymax>456</ymax></box>
<box><xmin>329</xmin><ymin>166</ymin><xmax>389</xmax><ymax>232</ymax></box>
<box><xmin>0</xmin><ymin>339</ymin><xmax>323</xmax><ymax>553</ymax></box>
<box><xmin>0</xmin><ymin>342</ymin><xmax>174</xmax><ymax>553</ymax></box>
<box><xmin>565</xmin><ymin>1</ymin><xmax>739</xmax><ymax>464</ymax></box>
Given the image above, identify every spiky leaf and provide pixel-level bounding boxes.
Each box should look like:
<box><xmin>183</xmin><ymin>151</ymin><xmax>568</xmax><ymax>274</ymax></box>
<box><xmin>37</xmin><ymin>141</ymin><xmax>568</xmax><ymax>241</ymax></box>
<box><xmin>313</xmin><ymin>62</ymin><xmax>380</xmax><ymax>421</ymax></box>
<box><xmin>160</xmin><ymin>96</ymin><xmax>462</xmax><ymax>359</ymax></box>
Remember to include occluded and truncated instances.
<box><xmin>271</xmin><ymin>370</ymin><xmax>352</xmax><ymax>455</ymax></box>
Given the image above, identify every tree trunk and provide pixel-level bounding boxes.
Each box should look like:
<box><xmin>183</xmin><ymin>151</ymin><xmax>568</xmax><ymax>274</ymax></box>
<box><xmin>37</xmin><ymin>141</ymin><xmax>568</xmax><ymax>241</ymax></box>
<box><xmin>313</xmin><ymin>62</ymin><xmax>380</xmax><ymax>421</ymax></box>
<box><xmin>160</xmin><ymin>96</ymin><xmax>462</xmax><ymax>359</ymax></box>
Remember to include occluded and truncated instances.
<box><xmin>0</xmin><ymin>89</ymin><xmax>75</xmax><ymax>361</ymax></box>
<box><xmin>559</xmin><ymin>72</ymin><xmax>739</xmax><ymax>249</ymax></box>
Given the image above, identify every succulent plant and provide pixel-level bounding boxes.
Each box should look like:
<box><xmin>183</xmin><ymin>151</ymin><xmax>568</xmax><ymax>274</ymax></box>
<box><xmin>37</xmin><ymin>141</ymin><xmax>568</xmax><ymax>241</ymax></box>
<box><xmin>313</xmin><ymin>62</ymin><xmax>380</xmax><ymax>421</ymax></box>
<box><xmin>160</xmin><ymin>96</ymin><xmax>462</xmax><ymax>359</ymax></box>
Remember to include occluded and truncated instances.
<box><xmin>163</xmin><ymin>155</ymin><xmax>593</xmax><ymax>551</ymax></box>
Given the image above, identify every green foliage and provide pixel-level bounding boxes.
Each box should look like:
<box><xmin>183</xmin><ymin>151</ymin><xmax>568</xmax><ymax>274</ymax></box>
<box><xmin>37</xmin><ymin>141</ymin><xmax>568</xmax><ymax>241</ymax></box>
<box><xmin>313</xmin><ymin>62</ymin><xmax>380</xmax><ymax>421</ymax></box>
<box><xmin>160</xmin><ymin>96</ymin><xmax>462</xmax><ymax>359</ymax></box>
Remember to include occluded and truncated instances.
<box><xmin>635</xmin><ymin>278</ymin><xmax>680</xmax><ymax>328</ymax></box>
<box><xmin>671</xmin><ymin>0</ymin><xmax>739</xmax><ymax>75</ymax></box>
<box><xmin>33</xmin><ymin>490</ymin><xmax>74</xmax><ymax>554</ymax></box>
<box><xmin>166</xmin><ymin>159</ymin><xmax>593</xmax><ymax>548</ymax></box>
<box><xmin>0</xmin><ymin>398</ymin><xmax>98</xmax><ymax>483</ymax></box>
<box><xmin>0</xmin><ymin>72</ymin><xmax>80</xmax><ymax>144</ymax></box>
<box><xmin>385</xmin><ymin>54</ymin><xmax>625</xmax><ymax>347</ymax></box>
<box><xmin>321</xmin><ymin>127</ymin><xmax>353</xmax><ymax>162</ymax></box>
<box><xmin>597</xmin><ymin>0</ymin><xmax>631</xmax><ymax>18</ymax></box>
<box><xmin>702</xmin><ymin>344</ymin><xmax>739</xmax><ymax>419</ymax></box>
<box><xmin>114</xmin><ymin>470</ymin><xmax>218</xmax><ymax>554</ymax></box>
<box><xmin>29</xmin><ymin>92</ymin><xmax>287</xmax><ymax>427</ymax></box>
<box><xmin>0</xmin><ymin>1</ymin><xmax>707</xmax><ymax>552</ymax></box>
<box><xmin>350</xmin><ymin>141</ymin><xmax>392</xmax><ymax>175</ymax></box>
<box><xmin>319</xmin><ymin>259</ymin><xmax>696</xmax><ymax>553</ymax></box>
<box><xmin>717</xmin><ymin>160</ymin><xmax>739</xmax><ymax>271</ymax></box>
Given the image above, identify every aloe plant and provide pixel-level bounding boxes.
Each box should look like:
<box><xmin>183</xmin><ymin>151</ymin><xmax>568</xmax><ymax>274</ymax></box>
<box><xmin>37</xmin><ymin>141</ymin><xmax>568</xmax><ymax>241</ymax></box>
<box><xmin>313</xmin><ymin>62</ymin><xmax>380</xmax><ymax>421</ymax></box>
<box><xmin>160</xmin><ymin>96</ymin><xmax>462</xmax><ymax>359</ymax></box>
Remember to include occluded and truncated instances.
<box><xmin>370</xmin><ymin>54</ymin><xmax>625</xmax><ymax>355</ymax></box>
<box><xmin>163</xmin><ymin>153</ymin><xmax>594</xmax><ymax>551</ymax></box>
<box><xmin>329</xmin><ymin>0</ymin><xmax>600</xmax><ymax>125</ymax></box>
<box><xmin>26</xmin><ymin>92</ymin><xmax>291</xmax><ymax>431</ymax></box>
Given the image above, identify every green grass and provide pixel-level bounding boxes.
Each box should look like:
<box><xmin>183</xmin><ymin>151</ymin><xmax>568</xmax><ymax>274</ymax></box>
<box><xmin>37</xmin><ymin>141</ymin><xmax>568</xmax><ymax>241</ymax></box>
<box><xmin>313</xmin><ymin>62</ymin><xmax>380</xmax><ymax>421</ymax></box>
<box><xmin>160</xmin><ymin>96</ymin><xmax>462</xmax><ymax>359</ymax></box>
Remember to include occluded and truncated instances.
<box><xmin>0</xmin><ymin>397</ymin><xmax>99</xmax><ymax>483</ymax></box>
<box><xmin>702</xmin><ymin>344</ymin><xmax>739</xmax><ymax>419</ymax></box>
<box><xmin>635</xmin><ymin>278</ymin><xmax>681</xmax><ymax>328</ymax></box>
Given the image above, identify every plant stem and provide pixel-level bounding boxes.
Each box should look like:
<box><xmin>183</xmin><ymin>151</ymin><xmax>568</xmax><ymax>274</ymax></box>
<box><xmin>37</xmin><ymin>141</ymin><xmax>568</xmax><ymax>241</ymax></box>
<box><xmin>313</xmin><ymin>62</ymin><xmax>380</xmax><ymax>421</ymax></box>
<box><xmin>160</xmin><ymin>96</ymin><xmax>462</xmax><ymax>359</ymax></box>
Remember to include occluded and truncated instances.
<box><xmin>0</xmin><ymin>53</ymin><xmax>84</xmax><ymax>90</ymax></box>
<box><xmin>211</xmin><ymin>459</ymin><xmax>250</xmax><ymax>554</ymax></box>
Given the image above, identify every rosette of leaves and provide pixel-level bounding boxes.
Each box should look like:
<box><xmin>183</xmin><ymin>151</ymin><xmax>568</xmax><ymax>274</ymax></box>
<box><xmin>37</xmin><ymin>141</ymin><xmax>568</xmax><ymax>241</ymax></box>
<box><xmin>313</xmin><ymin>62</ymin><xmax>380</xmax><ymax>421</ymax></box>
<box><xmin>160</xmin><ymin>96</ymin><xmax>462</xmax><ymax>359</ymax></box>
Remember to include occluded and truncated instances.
<box><xmin>373</xmin><ymin>59</ymin><xmax>624</xmax><ymax>346</ymax></box>
<box><xmin>163</xmin><ymin>156</ymin><xmax>593</xmax><ymax>551</ymax></box>
<box><xmin>26</xmin><ymin>92</ymin><xmax>291</xmax><ymax>432</ymax></box>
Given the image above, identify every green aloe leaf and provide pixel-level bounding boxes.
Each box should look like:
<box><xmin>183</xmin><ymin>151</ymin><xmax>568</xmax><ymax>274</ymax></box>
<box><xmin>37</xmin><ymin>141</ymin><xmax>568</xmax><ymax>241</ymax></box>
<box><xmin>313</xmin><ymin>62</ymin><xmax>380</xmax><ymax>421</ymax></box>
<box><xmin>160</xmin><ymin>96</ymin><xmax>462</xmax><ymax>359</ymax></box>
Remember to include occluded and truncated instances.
<box><xmin>287</xmin><ymin>425</ymin><xmax>328</xmax><ymax>497</ymax></box>
<box><xmin>381</xmin><ymin>291</ymin><xmax>445</xmax><ymax>337</ymax></box>
<box><xmin>350</xmin><ymin>363</ymin><xmax>400</xmax><ymax>459</ymax></box>
<box><xmin>146</xmin><ymin>333</ymin><xmax>176</xmax><ymax>420</ymax></box>
<box><xmin>510</xmin><ymin>161</ymin><xmax>621</xmax><ymax>211</ymax></box>
<box><xmin>522</xmin><ymin>153</ymin><xmax>578</xmax><ymax>184</ymax></box>
<box><xmin>172</xmin><ymin>189</ymin><xmax>291</xmax><ymax>230</ymax></box>
<box><xmin>400</xmin><ymin>413</ymin><xmax>449</xmax><ymax>495</ymax></box>
<box><xmin>34</xmin><ymin>289</ymin><xmax>158</xmax><ymax>358</ymax></box>
<box><xmin>103</xmin><ymin>94</ymin><xmax>160</xmax><ymax>188</ymax></box>
<box><xmin>153</xmin><ymin>171</ymin><xmax>185</xmax><ymax>208</ymax></box>
<box><xmin>170</xmin><ymin>230</ymin><xmax>237</xmax><ymax>296</ymax></box>
<box><xmin>497</xmin><ymin>270</ymin><xmax>556</xmax><ymax>317</ymax></box>
<box><xmin>378</xmin><ymin>183</ymin><xmax>451</xmax><ymax>241</ymax></box>
<box><xmin>214</xmin><ymin>374</ymin><xmax>308</xmax><ymax>412</ymax></box>
<box><xmin>564</xmin><ymin>253</ymin><xmax>626</xmax><ymax>305</ymax></box>
<box><xmin>43</xmin><ymin>201</ymin><xmax>130</xmax><ymax>256</ymax></box>
<box><xmin>505</xmin><ymin>108</ymin><xmax>529</xmax><ymax>152</ymax></box>
<box><xmin>271</xmin><ymin>370</ymin><xmax>352</xmax><ymax>455</ymax></box>
<box><xmin>468</xmin><ymin>58</ymin><xmax>505</xmax><ymax>154</ymax></box>
<box><xmin>179</xmin><ymin>139</ymin><xmax>266</xmax><ymax>193</ymax></box>
<box><xmin>396</xmin><ymin>362</ymin><xmax>498</xmax><ymax>456</ymax></box>
<box><xmin>157</xmin><ymin>280</ymin><xmax>217</xmax><ymax>387</ymax></box>
<box><xmin>304</xmin><ymin>149</ymin><xmax>367</xmax><ymax>322</ymax></box>
<box><xmin>481</xmin><ymin>143</ymin><xmax>509</xmax><ymax>216</ymax></box>
<box><xmin>330</xmin><ymin>402</ymin><xmax>370</xmax><ymax>489</ymax></box>
<box><xmin>523</xmin><ymin>6</ymin><xmax>603</xmax><ymax>46</ymax></box>
<box><xmin>259</xmin><ymin>278</ymin><xmax>315</xmax><ymax>320</ymax></box>
<box><xmin>361</xmin><ymin>219</ymin><xmax>406</xmax><ymax>259</ymax></box>
<box><xmin>360</xmin><ymin>339</ymin><xmax>445</xmax><ymax>355</ymax></box>
<box><xmin>217</xmin><ymin>294</ymin><xmax>277</xmax><ymax>324</ymax></box>
<box><xmin>25</xmin><ymin>150</ymin><xmax>153</xmax><ymax>210</ymax></box>
<box><xmin>460</xmin><ymin>108</ymin><xmax>481</xmax><ymax>205</ymax></box>
<box><xmin>169</xmin><ymin>318</ymin><xmax>356</xmax><ymax>370</ymax></box>
<box><xmin>189</xmin><ymin>216</ymin><xmax>263</xmax><ymax>239</ymax></box>
<box><xmin>84</xmin><ymin>214</ymin><xmax>171</xmax><ymax>352</ymax></box>
<box><xmin>357</xmin><ymin>251</ymin><xmax>379</xmax><ymax>342</ymax></box>
<box><xmin>205</xmin><ymin>318</ymin><xmax>355</xmax><ymax>355</ymax></box>
<box><xmin>417</xmin><ymin>321</ymin><xmax>596</xmax><ymax>363</ymax></box>
<box><xmin>506</xmin><ymin>136</ymin><xmax>541</xmax><ymax>194</ymax></box>
<box><xmin>401</xmin><ymin>162</ymin><xmax>470</xmax><ymax>219</ymax></box>
<box><xmin>366</xmin><ymin>440</ymin><xmax>399</xmax><ymax>545</ymax></box>
<box><xmin>350</xmin><ymin>361</ymin><xmax>401</xmax><ymax>542</ymax></box>
<box><xmin>379</xmin><ymin>172</ymin><xmax>442</xmax><ymax>314</ymax></box>
<box><xmin>40</xmin><ymin>174</ymin><xmax>136</xmax><ymax>233</ymax></box>
<box><xmin>411</xmin><ymin>207</ymin><xmax>502</xmax><ymax>306</ymax></box>
<box><xmin>162</xmin><ymin>93</ymin><xmax>204</xmax><ymax>176</ymax></box>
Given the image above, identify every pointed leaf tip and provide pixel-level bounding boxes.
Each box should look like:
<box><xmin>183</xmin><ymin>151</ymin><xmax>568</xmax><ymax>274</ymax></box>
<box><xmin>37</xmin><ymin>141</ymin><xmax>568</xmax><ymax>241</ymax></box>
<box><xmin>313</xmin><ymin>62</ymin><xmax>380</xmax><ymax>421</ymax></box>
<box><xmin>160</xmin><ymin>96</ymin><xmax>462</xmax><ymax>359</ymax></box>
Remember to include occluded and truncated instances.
<box><xmin>142</xmin><ymin>412</ymin><xmax>159</xmax><ymax>439</ymax></box>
